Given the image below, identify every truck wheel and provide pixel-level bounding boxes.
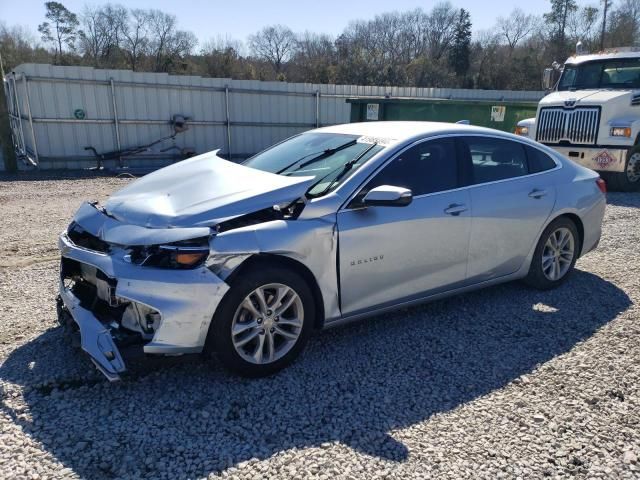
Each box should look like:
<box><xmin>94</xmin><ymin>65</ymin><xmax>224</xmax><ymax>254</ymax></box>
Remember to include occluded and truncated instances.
<box><xmin>604</xmin><ymin>148</ymin><xmax>640</xmax><ymax>192</ymax></box>
<box><xmin>206</xmin><ymin>266</ymin><xmax>315</xmax><ymax>377</ymax></box>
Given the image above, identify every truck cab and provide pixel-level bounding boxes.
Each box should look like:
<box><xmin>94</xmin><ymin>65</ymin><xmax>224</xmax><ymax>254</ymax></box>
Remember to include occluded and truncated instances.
<box><xmin>516</xmin><ymin>47</ymin><xmax>640</xmax><ymax>191</ymax></box>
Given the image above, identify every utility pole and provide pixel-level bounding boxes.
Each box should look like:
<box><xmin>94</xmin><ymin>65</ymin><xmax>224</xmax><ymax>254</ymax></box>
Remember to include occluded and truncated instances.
<box><xmin>600</xmin><ymin>0</ymin><xmax>611</xmax><ymax>50</ymax></box>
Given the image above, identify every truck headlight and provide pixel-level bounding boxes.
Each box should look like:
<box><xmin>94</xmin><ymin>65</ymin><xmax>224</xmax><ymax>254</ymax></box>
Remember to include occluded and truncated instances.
<box><xmin>610</xmin><ymin>127</ymin><xmax>631</xmax><ymax>137</ymax></box>
<box><xmin>515</xmin><ymin>126</ymin><xmax>529</xmax><ymax>136</ymax></box>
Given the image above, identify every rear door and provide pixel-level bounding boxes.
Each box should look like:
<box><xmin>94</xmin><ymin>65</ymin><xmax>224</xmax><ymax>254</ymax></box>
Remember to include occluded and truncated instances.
<box><xmin>459</xmin><ymin>136</ymin><xmax>558</xmax><ymax>282</ymax></box>
<box><xmin>337</xmin><ymin>137</ymin><xmax>472</xmax><ymax>315</ymax></box>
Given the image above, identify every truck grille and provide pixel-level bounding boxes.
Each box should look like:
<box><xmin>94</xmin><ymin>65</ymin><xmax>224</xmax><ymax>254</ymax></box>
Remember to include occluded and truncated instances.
<box><xmin>536</xmin><ymin>107</ymin><xmax>600</xmax><ymax>145</ymax></box>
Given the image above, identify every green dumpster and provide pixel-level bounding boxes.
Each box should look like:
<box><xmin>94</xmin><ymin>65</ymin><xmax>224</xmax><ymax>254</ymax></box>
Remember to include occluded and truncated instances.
<box><xmin>348</xmin><ymin>97</ymin><xmax>538</xmax><ymax>133</ymax></box>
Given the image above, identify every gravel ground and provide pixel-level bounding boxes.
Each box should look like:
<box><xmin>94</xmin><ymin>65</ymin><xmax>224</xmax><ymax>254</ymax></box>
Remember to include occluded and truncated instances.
<box><xmin>0</xmin><ymin>175</ymin><xmax>639</xmax><ymax>480</ymax></box>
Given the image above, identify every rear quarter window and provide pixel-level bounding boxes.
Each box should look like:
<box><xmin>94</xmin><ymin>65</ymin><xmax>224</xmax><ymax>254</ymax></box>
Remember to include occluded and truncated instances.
<box><xmin>460</xmin><ymin>136</ymin><xmax>528</xmax><ymax>184</ymax></box>
<box><xmin>526</xmin><ymin>146</ymin><xmax>557</xmax><ymax>173</ymax></box>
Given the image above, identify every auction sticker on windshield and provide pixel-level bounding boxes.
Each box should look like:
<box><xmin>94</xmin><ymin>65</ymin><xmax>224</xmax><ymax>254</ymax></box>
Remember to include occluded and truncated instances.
<box><xmin>358</xmin><ymin>136</ymin><xmax>394</xmax><ymax>146</ymax></box>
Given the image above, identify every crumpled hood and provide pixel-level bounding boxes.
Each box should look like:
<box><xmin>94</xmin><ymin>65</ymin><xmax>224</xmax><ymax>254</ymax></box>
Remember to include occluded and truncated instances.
<box><xmin>540</xmin><ymin>89</ymin><xmax>632</xmax><ymax>107</ymax></box>
<box><xmin>105</xmin><ymin>151</ymin><xmax>314</xmax><ymax>228</ymax></box>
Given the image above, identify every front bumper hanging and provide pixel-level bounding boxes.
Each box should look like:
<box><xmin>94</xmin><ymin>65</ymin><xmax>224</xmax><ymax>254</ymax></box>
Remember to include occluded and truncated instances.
<box><xmin>57</xmin><ymin>222</ymin><xmax>230</xmax><ymax>381</ymax></box>
<box><xmin>57</xmin><ymin>292</ymin><xmax>126</xmax><ymax>381</ymax></box>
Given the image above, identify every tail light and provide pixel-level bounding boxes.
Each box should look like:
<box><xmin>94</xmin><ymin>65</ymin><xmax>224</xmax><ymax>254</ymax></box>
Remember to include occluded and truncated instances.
<box><xmin>596</xmin><ymin>177</ymin><xmax>607</xmax><ymax>194</ymax></box>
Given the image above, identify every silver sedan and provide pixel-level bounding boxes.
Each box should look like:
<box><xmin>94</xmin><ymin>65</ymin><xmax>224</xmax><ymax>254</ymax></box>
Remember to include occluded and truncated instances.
<box><xmin>57</xmin><ymin>122</ymin><xmax>606</xmax><ymax>379</ymax></box>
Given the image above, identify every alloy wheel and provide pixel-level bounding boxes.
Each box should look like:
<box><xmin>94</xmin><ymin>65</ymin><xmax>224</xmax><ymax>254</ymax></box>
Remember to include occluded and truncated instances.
<box><xmin>231</xmin><ymin>283</ymin><xmax>304</xmax><ymax>364</ymax></box>
<box><xmin>542</xmin><ymin>227</ymin><xmax>575</xmax><ymax>281</ymax></box>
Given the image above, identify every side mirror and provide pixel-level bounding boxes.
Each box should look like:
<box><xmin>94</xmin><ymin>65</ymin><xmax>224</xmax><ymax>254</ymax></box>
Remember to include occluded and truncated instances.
<box><xmin>362</xmin><ymin>185</ymin><xmax>412</xmax><ymax>207</ymax></box>
<box><xmin>542</xmin><ymin>68</ymin><xmax>554</xmax><ymax>90</ymax></box>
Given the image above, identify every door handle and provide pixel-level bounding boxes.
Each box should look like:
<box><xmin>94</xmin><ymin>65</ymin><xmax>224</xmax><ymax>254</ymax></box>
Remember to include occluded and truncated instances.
<box><xmin>444</xmin><ymin>203</ymin><xmax>468</xmax><ymax>216</ymax></box>
<box><xmin>528</xmin><ymin>189</ymin><xmax>548</xmax><ymax>199</ymax></box>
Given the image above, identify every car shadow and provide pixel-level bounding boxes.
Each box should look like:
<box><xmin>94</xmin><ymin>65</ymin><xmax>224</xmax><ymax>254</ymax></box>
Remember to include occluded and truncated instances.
<box><xmin>605</xmin><ymin>191</ymin><xmax>640</xmax><ymax>208</ymax></box>
<box><xmin>0</xmin><ymin>270</ymin><xmax>631</xmax><ymax>479</ymax></box>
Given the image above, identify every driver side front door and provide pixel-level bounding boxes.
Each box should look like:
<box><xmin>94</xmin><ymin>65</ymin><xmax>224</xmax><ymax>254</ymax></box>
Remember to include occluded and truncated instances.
<box><xmin>336</xmin><ymin>137</ymin><xmax>472</xmax><ymax>316</ymax></box>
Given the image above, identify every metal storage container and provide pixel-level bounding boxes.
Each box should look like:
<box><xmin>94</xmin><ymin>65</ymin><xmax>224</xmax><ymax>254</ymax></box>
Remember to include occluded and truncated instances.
<box><xmin>348</xmin><ymin>98</ymin><xmax>538</xmax><ymax>133</ymax></box>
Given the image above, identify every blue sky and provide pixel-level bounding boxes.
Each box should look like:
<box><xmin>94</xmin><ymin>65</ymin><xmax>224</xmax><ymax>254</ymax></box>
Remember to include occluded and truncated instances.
<box><xmin>2</xmin><ymin>0</ymin><xmax>552</xmax><ymax>46</ymax></box>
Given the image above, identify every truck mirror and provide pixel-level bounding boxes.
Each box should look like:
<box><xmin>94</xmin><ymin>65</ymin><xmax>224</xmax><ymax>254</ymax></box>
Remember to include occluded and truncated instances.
<box><xmin>542</xmin><ymin>68</ymin><xmax>554</xmax><ymax>90</ymax></box>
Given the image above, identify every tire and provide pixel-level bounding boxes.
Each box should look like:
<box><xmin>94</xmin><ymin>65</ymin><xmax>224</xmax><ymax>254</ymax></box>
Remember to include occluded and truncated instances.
<box><xmin>603</xmin><ymin>147</ymin><xmax>640</xmax><ymax>192</ymax></box>
<box><xmin>524</xmin><ymin>217</ymin><xmax>580</xmax><ymax>290</ymax></box>
<box><xmin>206</xmin><ymin>265</ymin><xmax>315</xmax><ymax>377</ymax></box>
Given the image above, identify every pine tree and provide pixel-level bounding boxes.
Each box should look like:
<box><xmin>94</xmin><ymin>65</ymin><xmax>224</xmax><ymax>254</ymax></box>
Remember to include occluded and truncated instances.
<box><xmin>37</xmin><ymin>1</ymin><xmax>79</xmax><ymax>63</ymax></box>
<box><xmin>449</xmin><ymin>9</ymin><xmax>472</xmax><ymax>82</ymax></box>
<box><xmin>544</xmin><ymin>0</ymin><xmax>578</xmax><ymax>59</ymax></box>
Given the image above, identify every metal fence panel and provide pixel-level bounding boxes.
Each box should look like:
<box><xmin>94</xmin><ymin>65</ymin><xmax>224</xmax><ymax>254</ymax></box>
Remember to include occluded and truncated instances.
<box><xmin>4</xmin><ymin>63</ymin><xmax>545</xmax><ymax>170</ymax></box>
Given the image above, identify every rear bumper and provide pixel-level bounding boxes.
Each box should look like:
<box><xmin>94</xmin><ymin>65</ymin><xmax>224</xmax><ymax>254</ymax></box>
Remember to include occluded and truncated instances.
<box><xmin>549</xmin><ymin>146</ymin><xmax>628</xmax><ymax>173</ymax></box>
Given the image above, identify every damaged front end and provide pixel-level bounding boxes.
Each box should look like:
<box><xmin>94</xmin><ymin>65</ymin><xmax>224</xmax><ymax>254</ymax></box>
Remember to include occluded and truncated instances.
<box><xmin>57</xmin><ymin>203</ymin><xmax>229</xmax><ymax>381</ymax></box>
<box><xmin>57</xmin><ymin>152</ymin><xmax>337</xmax><ymax>381</ymax></box>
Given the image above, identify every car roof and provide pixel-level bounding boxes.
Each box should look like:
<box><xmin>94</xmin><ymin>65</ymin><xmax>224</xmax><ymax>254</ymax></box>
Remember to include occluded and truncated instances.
<box><xmin>307</xmin><ymin>121</ymin><xmax>527</xmax><ymax>147</ymax></box>
<box><xmin>311</xmin><ymin>121</ymin><xmax>567</xmax><ymax>167</ymax></box>
<box><xmin>312</xmin><ymin>121</ymin><xmax>521</xmax><ymax>146</ymax></box>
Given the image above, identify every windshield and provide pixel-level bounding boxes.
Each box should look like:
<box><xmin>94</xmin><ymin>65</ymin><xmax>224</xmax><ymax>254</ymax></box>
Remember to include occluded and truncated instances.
<box><xmin>558</xmin><ymin>58</ymin><xmax>640</xmax><ymax>91</ymax></box>
<box><xmin>243</xmin><ymin>132</ymin><xmax>384</xmax><ymax>197</ymax></box>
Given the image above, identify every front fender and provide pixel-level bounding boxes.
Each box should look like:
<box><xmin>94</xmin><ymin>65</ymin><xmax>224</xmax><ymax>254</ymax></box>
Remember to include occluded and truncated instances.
<box><xmin>208</xmin><ymin>216</ymin><xmax>341</xmax><ymax>322</ymax></box>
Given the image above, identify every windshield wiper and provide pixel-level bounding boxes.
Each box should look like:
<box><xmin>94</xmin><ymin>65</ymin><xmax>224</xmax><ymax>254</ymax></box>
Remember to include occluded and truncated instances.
<box><xmin>308</xmin><ymin>142</ymin><xmax>378</xmax><ymax>197</ymax></box>
<box><xmin>277</xmin><ymin>139</ymin><xmax>358</xmax><ymax>174</ymax></box>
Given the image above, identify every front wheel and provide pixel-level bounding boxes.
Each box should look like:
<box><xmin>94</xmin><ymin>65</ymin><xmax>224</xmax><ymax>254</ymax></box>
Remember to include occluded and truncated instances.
<box><xmin>603</xmin><ymin>148</ymin><xmax>640</xmax><ymax>192</ymax></box>
<box><xmin>524</xmin><ymin>218</ymin><xmax>579</xmax><ymax>290</ymax></box>
<box><xmin>206</xmin><ymin>265</ymin><xmax>315</xmax><ymax>377</ymax></box>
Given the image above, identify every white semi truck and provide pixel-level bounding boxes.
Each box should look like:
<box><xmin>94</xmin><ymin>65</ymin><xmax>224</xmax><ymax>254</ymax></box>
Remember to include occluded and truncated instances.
<box><xmin>516</xmin><ymin>46</ymin><xmax>640</xmax><ymax>191</ymax></box>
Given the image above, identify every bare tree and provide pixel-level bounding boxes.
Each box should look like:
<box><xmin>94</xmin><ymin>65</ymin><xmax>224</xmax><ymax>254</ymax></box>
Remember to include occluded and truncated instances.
<box><xmin>78</xmin><ymin>6</ymin><xmax>108</xmax><ymax>65</ymax></box>
<box><xmin>144</xmin><ymin>10</ymin><xmax>195</xmax><ymax>72</ymax></box>
<box><xmin>567</xmin><ymin>6</ymin><xmax>601</xmax><ymax>50</ymax></box>
<box><xmin>201</xmin><ymin>36</ymin><xmax>244</xmax><ymax>78</ymax></box>
<box><xmin>0</xmin><ymin>23</ymin><xmax>49</xmax><ymax>70</ymax></box>
<box><xmin>497</xmin><ymin>9</ymin><xmax>537</xmax><ymax>50</ymax></box>
<box><xmin>102</xmin><ymin>4</ymin><xmax>128</xmax><ymax>61</ymax></box>
<box><xmin>164</xmin><ymin>29</ymin><xmax>197</xmax><ymax>70</ymax></box>
<box><xmin>291</xmin><ymin>32</ymin><xmax>336</xmax><ymax>83</ymax></box>
<box><xmin>607</xmin><ymin>0</ymin><xmax>640</xmax><ymax>46</ymax></box>
<box><xmin>472</xmin><ymin>30</ymin><xmax>502</xmax><ymax>88</ymax></box>
<box><xmin>248</xmin><ymin>25</ymin><xmax>297</xmax><ymax>75</ymax></box>
<box><xmin>122</xmin><ymin>9</ymin><xmax>150</xmax><ymax>71</ymax></box>
<box><xmin>424</xmin><ymin>2</ymin><xmax>457</xmax><ymax>60</ymax></box>
<box><xmin>147</xmin><ymin>9</ymin><xmax>176</xmax><ymax>71</ymax></box>
<box><xmin>13</xmin><ymin>0</ymin><xmax>640</xmax><ymax>92</ymax></box>
<box><xmin>78</xmin><ymin>4</ymin><xmax>127</xmax><ymax>67</ymax></box>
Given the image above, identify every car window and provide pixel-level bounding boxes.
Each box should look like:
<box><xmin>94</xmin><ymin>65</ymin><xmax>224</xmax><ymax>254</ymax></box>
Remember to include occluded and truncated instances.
<box><xmin>361</xmin><ymin>138</ymin><xmax>458</xmax><ymax>197</ymax></box>
<box><xmin>243</xmin><ymin>133</ymin><xmax>357</xmax><ymax>173</ymax></box>
<box><xmin>460</xmin><ymin>137</ymin><xmax>528</xmax><ymax>184</ymax></box>
<box><xmin>525</xmin><ymin>145</ymin><xmax>557</xmax><ymax>173</ymax></box>
<box><xmin>305</xmin><ymin>144</ymin><xmax>383</xmax><ymax>197</ymax></box>
<box><xmin>242</xmin><ymin>132</ymin><xmax>383</xmax><ymax>197</ymax></box>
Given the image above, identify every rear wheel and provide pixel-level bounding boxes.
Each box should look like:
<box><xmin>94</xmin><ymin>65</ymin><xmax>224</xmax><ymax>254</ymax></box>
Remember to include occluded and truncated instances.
<box><xmin>604</xmin><ymin>148</ymin><xmax>640</xmax><ymax>192</ymax></box>
<box><xmin>206</xmin><ymin>266</ymin><xmax>314</xmax><ymax>377</ymax></box>
<box><xmin>524</xmin><ymin>217</ymin><xmax>579</xmax><ymax>290</ymax></box>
